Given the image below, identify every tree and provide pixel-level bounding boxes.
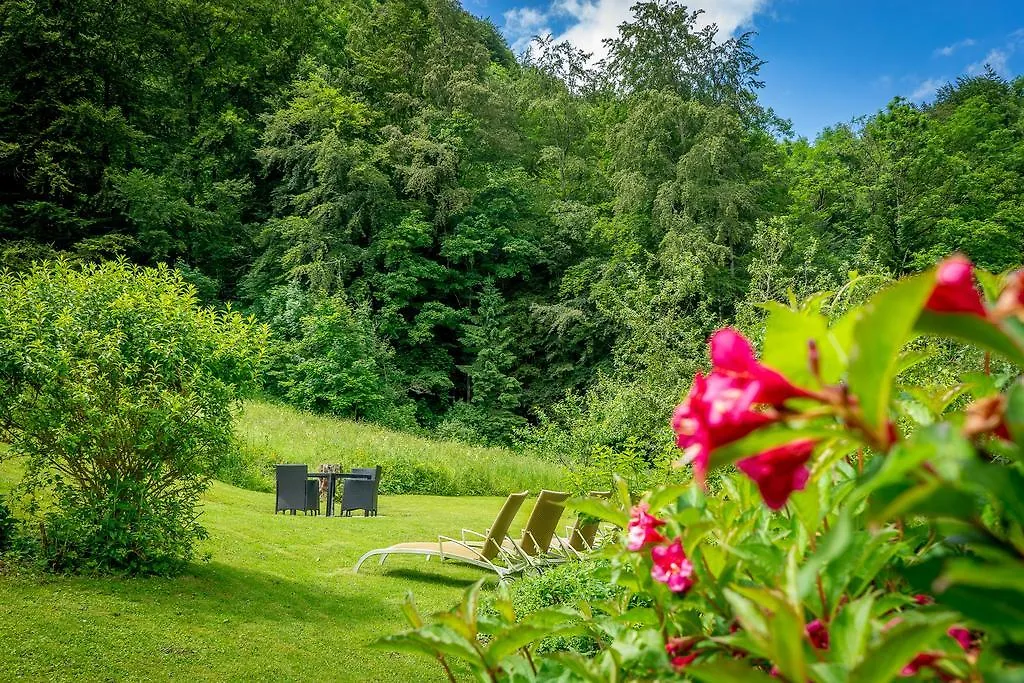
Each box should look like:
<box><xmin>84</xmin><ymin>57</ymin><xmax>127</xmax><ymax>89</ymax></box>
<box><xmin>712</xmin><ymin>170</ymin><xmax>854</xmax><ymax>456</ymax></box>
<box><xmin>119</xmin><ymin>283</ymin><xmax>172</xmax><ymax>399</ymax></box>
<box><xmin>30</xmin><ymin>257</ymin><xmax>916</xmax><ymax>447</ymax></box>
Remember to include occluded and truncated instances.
<box><xmin>0</xmin><ymin>260</ymin><xmax>265</xmax><ymax>573</ymax></box>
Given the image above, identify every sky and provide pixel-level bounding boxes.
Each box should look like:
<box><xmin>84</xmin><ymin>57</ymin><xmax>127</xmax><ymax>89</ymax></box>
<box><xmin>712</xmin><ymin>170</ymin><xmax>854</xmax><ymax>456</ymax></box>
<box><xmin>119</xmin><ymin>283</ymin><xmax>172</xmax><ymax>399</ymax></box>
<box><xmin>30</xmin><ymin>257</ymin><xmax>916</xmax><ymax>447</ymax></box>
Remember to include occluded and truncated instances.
<box><xmin>462</xmin><ymin>0</ymin><xmax>1024</xmax><ymax>139</ymax></box>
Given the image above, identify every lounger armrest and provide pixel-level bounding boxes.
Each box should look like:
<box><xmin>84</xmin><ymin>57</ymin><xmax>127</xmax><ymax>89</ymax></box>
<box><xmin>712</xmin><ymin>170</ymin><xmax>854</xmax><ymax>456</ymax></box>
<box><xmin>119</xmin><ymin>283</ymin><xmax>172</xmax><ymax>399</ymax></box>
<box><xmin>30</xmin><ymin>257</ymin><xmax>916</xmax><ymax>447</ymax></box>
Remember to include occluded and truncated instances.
<box><xmin>461</xmin><ymin>528</ymin><xmax>487</xmax><ymax>542</ymax></box>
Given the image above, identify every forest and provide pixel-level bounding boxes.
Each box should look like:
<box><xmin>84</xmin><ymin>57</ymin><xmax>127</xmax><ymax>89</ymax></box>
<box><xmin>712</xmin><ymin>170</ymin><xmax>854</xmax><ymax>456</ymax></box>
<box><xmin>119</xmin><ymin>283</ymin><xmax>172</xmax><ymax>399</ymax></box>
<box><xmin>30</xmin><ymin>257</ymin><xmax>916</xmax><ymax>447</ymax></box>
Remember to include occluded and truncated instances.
<box><xmin>3</xmin><ymin>0</ymin><xmax>1022</xmax><ymax>456</ymax></box>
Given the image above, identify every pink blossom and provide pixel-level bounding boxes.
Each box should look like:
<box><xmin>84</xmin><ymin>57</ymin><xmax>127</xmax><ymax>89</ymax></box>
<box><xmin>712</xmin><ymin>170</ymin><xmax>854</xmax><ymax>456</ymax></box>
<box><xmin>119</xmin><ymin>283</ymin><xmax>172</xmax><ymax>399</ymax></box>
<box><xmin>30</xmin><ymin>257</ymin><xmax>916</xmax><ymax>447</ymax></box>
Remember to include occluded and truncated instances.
<box><xmin>737</xmin><ymin>440</ymin><xmax>817</xmax><ymax>509</ymax></box>
<box><xmin>672</xmin><ymin>372</ymin><xmax>774</xmax><ymax>485</ymax></box>
<box><xmin>948</xmin><ymin>626</ymin><xmax>974</xmax><ymax>653</ymax></box>
<box><xmin>900</xmin><ymin>653</ymin><xmax>941</xmax><ymax>677</ymax></box>
<box><xmin>710</xmin><ymin>328</ymin><xmax>813</xmax><ymax>406</ymax></box>
<box><xmin>626</xmin><ymin>502</ymin><xmax>666</xmax><ymax>551</ymax></box>
<box><xmin>665</xmin><ymin>636</ymin><xmax>698</xmax><ymax>671</ymax></box>
<box><xmin>651</xmin><ymin>538</ymin><xmax>695</xmax><ymax>594</ymax></box>
<box><xmin>806</xmin><ymin>619</ymin><xmax>829</xmax><ymax>650</ymax></box>
<box><xmin>925</xmin><ymin>255</ymin><xmax>986</xmax><ymax>318</ymax></box>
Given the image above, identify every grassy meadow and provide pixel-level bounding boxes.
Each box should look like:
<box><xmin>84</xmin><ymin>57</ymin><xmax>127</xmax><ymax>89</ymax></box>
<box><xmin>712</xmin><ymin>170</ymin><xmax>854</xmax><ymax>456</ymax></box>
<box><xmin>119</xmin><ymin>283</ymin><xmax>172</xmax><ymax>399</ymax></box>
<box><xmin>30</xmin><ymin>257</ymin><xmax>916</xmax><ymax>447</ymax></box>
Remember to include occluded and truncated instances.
<box><xmin>233</xmin><ymin>400</ymin><xmax>566</xmax><ymax>496</ymax></box>
<box><xmin>0</xmin><ymin>405</ymin><xmax>569</xmax><ymax>681</ymax></box>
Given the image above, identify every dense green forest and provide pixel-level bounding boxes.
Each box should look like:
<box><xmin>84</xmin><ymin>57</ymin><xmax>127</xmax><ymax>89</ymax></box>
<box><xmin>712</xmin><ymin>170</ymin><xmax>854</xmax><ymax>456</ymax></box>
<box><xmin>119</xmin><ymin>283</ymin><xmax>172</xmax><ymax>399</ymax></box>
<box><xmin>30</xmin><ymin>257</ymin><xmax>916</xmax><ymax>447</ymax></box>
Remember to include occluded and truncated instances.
<box><xmin>2</xmin><ymin>0</ymin><xmax>1022</xmax><ymax>453</ymax></box>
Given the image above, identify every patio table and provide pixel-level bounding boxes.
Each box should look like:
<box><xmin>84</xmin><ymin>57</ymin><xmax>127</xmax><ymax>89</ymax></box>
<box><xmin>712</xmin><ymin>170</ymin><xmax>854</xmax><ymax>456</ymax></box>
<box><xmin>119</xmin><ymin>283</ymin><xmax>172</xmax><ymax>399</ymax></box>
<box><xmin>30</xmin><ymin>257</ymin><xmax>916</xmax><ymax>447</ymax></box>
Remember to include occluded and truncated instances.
<box><xmin>307</xmin><ymin>471</ymin><xmax>371</xmax><ymax>517</ymax></box>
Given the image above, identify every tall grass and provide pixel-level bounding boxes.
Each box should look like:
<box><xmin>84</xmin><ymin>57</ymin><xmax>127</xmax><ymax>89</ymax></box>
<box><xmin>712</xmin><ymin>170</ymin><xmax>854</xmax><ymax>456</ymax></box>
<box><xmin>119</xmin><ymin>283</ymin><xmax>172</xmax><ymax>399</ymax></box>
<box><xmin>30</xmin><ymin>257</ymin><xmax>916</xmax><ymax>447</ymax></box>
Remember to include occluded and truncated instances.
<box><xmin>230</xmin><ymin>400</ymin><xmax>566</xmax><ymax>496</ymax></box>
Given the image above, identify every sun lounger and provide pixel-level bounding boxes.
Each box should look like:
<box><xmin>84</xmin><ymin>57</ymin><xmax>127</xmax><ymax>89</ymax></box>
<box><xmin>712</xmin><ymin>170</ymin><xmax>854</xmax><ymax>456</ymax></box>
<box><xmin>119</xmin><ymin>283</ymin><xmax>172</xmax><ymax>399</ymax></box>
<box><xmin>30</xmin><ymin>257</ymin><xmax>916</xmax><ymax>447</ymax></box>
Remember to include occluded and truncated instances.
<box><xmin>353</xmin><ymin>491</ymin><xmax>529</xmax><ymax>581</ymax></box>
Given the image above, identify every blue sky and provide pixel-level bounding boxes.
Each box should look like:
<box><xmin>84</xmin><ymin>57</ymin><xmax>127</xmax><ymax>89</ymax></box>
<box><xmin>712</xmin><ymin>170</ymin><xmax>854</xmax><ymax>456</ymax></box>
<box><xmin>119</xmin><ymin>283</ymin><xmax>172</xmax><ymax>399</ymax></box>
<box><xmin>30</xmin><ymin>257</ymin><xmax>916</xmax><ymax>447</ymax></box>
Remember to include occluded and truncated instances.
<box><xmin>464</xmin><ymin>0</ymin><xmax>1024</xmax><ymax>138</ymax></box>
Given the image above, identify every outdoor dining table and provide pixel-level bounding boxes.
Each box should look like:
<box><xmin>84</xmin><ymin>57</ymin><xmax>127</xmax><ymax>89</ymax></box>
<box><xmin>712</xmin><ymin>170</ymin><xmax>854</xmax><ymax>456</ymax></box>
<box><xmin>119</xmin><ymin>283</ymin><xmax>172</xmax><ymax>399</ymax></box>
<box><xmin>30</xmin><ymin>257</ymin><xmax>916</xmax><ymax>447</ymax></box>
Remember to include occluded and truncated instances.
<box><xmin>307</xmin><ymin>471</ymin><xmax>371</xmax><ymax>517</ymax></box>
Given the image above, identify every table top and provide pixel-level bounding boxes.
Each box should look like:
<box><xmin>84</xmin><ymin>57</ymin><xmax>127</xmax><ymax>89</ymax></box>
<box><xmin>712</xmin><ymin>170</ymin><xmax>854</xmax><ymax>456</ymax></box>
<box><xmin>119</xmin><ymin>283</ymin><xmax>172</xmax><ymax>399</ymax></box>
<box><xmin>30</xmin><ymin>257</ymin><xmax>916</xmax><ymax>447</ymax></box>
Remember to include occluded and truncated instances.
<box><xmin>307</xmin><ymin>471</ymin><xmax>371</xmax><ymax>479</ymax></box>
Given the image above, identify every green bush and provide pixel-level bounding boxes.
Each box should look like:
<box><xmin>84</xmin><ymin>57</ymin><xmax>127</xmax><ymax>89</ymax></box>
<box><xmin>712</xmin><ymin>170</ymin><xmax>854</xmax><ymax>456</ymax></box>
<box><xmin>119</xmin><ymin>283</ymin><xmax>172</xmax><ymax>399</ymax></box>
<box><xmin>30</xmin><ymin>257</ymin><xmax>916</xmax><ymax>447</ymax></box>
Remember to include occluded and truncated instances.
<box><xmin>0</xmin><ymin>259</ymin><xmax>266</xmax><ymax>574</ymax></box>
<box><xmin>254</xmin><ymin>284</ymin><xmax>417</xmax><ymax>431</ymax></box>
<box><xmin>491</xmin><ymin>559</ymin><xmax>622</xmax><ymax>655</ymax></box>
<box><xmin>0</xmin><ymin>498</ymin><xmax>14</xmax><ymax>553</ymax></box>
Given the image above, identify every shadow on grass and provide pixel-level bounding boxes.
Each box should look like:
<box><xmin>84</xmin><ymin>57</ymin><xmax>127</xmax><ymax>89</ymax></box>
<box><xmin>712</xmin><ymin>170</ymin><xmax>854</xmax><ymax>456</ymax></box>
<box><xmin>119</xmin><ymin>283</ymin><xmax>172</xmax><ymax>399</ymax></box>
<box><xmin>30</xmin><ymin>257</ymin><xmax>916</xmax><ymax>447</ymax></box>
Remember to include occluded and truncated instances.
<box><xmin>376</xmin><ymin>566</ymin><xmax>488</xmax><ymax>589</ymax></box>
<box><xmin>173</xmin><ymin>561</ymin><xmax>395</xmax><ymax>626</ymax></box>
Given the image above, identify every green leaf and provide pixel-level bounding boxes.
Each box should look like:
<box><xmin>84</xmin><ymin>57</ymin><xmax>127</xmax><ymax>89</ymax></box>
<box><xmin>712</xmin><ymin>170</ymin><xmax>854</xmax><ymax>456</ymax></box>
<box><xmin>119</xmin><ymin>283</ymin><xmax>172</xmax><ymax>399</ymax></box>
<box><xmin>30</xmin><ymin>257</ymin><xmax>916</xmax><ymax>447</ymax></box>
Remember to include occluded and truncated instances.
<box><xmin>848</xmin><ymin>273</ymin><xmax>933</xmax><ymax>434</ymax></box>
<box><xmin>797</xmin><ymin>511</ymin><xmax>853</xmax><ymax>601</ymax></box>
<box><xmin>402</xmin><ymin>592</ymin><xmax>424</xmax><ymax>629</ymax></box>
<box><xmin>647</xmin><ymin>484</ymin><xmax>694</xmax><ymax>514</ymax></box>
<box><xmin>567</xmin><ymin>498</ymin><xmax>628</xmax><ymax>528</ymax></box>
<box><xmin>687</xmin><ymin>659</ymin><xmax>778</xmax><ymax>683</ymax></box>
<box><xmin>849</xmin><ymin>615</ymin><xmax>956</xmax><ymax>683</ymax></box>
<box><xmin>830</xmin><ymin>593</ymin><xmax>874</xmax><ymax>669</ymax></box>
<box><xmin>916</xmin><ymin>311</ymin><xmax>1024</xmax><ymax>368</ymax></box>
<box><xmin>1004</xmin><ymin>380</ymin><xmax>1024</xmax><ymax>445</ymax></box>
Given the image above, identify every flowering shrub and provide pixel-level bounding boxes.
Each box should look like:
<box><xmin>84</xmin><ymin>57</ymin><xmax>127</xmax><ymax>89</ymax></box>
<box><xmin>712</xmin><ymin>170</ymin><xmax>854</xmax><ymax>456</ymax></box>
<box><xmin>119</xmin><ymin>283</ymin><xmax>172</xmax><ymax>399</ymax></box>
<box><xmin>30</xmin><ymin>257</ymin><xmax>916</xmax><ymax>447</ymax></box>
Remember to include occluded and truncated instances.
<box><xmin>382</xmin><ymin>256</ymin><xmax>1024</xmax><ymax>681</ymax></box>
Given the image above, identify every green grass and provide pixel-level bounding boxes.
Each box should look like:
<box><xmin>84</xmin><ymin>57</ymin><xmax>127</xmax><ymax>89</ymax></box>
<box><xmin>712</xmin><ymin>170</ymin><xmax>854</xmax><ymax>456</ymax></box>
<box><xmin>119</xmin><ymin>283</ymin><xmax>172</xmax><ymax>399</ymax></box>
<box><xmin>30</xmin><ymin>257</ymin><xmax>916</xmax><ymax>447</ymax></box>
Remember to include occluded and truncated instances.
<box><xmin>234</xmin><ymin>400</ymin><xmax>566</xmax><ymax>496</ymax></box>
<box><xmin>0</xmin><ymin>477</ymin><xmax>544</xmax><ymax>682</ymax></box>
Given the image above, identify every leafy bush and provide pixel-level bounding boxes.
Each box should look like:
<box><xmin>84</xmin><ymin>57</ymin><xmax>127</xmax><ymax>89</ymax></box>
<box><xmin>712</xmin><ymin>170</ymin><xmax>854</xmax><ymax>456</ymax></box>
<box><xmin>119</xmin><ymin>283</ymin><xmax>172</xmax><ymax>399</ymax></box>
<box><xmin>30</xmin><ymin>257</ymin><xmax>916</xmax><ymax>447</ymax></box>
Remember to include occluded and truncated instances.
<box><xmin>254</xmin><ymin>284</ymin><xmax>417</xmax><ymax>431</ymax></box>
<box><xmin>384</xmin><ymin>255</ymin><xmax>1024</xmax><ymax>682</ymax></box>
<box><xmin>0</xmin><ymin>498</ymin><xmax>14</xmax><ymax>553</ymax></box>
<box><xmin>0</xmin><ymin>260</ymin><xmax>265</xmax><ymax>574</ymax></box>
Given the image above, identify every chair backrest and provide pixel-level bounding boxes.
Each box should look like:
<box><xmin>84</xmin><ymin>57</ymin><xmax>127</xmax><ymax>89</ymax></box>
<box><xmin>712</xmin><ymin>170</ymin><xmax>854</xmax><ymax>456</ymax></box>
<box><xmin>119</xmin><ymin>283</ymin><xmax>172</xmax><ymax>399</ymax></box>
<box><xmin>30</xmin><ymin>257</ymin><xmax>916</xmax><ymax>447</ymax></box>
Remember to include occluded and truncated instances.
<box><xmin>566</xmin><ymin>491</ymin><xmax>609</xmax><ymax>551</ymax></box>
<box><xmin>275</xmin><ymin>464</ymin><xmax>308</xmax><ymax>512</ymax></box>
<box><xmin>519</xmin><ymin>490</ymin><xmax>571</xmax><ymax>556</ymax></box>
<box><xmin>480</xmin><ymin>491</ymin><xmax>529</xmax><ymax>560</ymax></box>
<box><xmin>351</xmin><ymin>466</ymin><xmax>381</xmax><ymax>481</ymax></box>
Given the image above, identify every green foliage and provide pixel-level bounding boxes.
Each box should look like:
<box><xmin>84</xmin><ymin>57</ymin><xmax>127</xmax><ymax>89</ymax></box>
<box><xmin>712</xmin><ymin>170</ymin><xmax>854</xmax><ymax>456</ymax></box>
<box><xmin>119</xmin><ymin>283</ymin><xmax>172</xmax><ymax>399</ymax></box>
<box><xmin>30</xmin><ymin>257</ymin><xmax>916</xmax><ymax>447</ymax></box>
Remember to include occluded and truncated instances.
<box><xmin>0</xmin><ymin>260</ymin><xmax>265</xmax><ymax>574</ymax></box>
<box><xmin>5</xmin><ymin>0</ymin><xmax>1024</xmax><ymax>453</ymax></box>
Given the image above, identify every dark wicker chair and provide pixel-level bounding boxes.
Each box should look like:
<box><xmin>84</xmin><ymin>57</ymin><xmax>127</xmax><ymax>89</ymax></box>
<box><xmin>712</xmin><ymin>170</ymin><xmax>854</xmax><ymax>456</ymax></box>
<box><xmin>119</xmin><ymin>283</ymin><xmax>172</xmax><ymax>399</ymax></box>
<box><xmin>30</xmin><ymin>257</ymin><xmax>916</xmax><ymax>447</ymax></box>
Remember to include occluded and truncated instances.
<box><xmin>275</xmin><ymin>464</ymin><xmax>317</xmax><ymax>515</ymax></box>
<box><xmin>305</xmin><ymin>479</ymin><xmax>320</xmax><ymax>515</ymax></box>
<box><xmin>340</xmin><ymin>466</ymin><xmax>382</xmax><ymax>516</ymax></box>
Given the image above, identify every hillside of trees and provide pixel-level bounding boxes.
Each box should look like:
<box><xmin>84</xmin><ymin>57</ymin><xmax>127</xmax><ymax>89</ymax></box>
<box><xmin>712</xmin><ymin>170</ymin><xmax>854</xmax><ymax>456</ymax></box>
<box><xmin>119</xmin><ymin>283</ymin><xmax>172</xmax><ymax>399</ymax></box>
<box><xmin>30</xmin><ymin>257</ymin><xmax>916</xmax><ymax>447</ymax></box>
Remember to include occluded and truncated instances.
<box><xmin>3</xmin><ymin>0</ymin><xmax>1022</xmax><ymax>452</ymax></box>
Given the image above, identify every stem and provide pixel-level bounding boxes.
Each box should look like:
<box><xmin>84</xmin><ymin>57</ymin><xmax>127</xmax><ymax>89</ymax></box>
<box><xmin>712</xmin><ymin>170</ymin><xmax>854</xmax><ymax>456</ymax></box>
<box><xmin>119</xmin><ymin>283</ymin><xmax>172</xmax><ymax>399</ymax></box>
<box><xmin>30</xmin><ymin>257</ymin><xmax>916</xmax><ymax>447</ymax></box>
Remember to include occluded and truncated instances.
<box><xmin>437</xmin><ymin>655</ymin><xmax>457</xmax><ymax>683</ymax></box>
<box><xmin>817</xmin><ymin>574</ymin><xmax>829</xmax><ymax>623</ymax></box>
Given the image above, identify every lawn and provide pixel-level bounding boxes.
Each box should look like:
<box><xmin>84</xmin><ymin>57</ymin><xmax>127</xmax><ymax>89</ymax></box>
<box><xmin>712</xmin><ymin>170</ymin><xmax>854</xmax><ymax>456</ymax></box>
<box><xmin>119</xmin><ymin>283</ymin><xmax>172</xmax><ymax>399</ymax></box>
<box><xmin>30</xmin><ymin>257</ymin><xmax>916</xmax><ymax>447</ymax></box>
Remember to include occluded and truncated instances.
<box><xmin>0</xmin><ymin>481</ymin><xmax>540</xmax><ymax>682</ymax></box>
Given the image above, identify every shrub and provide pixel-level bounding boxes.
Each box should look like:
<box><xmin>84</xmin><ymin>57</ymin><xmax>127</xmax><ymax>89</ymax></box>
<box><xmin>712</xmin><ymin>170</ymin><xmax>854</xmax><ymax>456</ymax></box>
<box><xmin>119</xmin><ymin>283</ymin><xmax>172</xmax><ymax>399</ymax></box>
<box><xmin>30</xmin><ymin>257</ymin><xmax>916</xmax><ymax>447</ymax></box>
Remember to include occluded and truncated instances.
<box><xmin>385</xmin><ymin>256</ymin><xmax>1024</xmax><ymax>682</ymax></box>
<box><xmin>0</xmin><ymin>498</ymin><xmax>14</xmax><ymax>553</ymax></box>
<box><xmin>0</xmin><ymin>259</ymin><xmax>265</xmax><ymax>574</ymax></box>
<box><xmin>254</xmin><ymin>284</ymin><xmax>417</xmax><ymax>430</ymax></box>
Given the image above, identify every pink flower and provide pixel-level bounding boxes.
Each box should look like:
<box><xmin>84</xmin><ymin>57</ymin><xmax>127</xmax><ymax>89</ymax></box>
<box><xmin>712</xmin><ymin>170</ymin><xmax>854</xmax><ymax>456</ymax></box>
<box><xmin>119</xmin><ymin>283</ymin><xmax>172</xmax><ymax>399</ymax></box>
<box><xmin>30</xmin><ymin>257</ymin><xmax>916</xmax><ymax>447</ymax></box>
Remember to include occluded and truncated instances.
<box><xmin>666</xmin><ymin>636</ymin><xmax>699</xmax><ymax>671</ymax></box>
<box><xmin>737</xmin><ymin>440</ymin><xmax>817</xmax><ymax>509</ymax></box>
<box><xmin>710</xmin><ymin>328</ymin><xmax>813</xmax><ymax>406</ymax></box>
<box><xmin>626</xmin><ymin>502</ymin><xmax>666</xmax><ymax>551</ymax></box>
<box><xmin>651</xmin><ymin>538</ymin><xmax>695</xmax><ymax>594</ymax></box>
<box><xmin>900</xmin><ymin>653</ymin><xmax>941</xmax><ymax>677</ymax></box>
<box><xmin>672</xmin><ymin>329</ymin><xmax>815</xmax><ymax>486</ymax></box>
<box><xmin>673</xmin><ymin>372</ymin><xmax>774</xmax><ymax>485</ymax></box>
<box><xmin>913</xmin><ymin>594</ymin><xmax>934</xmax><ymax>605</ymax></box>
<box><xmin>948</xmin><ymin>626</ymin><xmax>974</xmax><ymax>653</ymax></box>
<box><xmin>671</xmin><ymin>653</ymin><xmax>698</xmax><ymax>670</ymax></box>
<box><xmin>806</xmin><ymin>619</ymin><xmax>829</xmax><ymax>650</ymax></box>
<box><xmin>925</xmin><ymin>255</ymin><xmax>986</xmax><ymax>318</ymax></box>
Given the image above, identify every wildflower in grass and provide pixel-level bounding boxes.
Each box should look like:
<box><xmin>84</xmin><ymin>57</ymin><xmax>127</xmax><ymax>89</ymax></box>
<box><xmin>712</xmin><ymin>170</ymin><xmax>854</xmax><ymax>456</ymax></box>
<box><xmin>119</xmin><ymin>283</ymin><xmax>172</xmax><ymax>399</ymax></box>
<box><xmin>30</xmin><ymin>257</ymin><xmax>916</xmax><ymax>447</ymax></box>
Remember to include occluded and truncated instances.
<box><xmin>651</xmin><ymin>538</ymin><xmax>695</xmax><ymax>594</ymax></box>
<box><xmin>925</xmin><ymin>254</ymin><xmax>986</xmax><ymax>317</ymax></box>
<box><xmin>737</xmin><ymin>439</ymin><xmax>817</xmax><ymax>509</ymax></box>
<box><xmin>626</xmin><ymin>502</ymin><xmax>666</xmax><ymax>551</ymax></box>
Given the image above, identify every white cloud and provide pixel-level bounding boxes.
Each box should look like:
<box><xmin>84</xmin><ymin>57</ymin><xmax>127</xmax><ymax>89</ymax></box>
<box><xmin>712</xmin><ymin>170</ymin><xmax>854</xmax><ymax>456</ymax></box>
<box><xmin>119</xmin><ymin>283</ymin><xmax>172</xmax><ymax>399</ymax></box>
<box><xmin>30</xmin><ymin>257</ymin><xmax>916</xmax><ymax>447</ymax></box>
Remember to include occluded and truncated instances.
<box><xmin>503</xmin><ymin>7</ymin><xmax>553</xmax><ymax>53</ymax></box>
<box><xmin>934</xmin><ymin>38</ymin><xmax>975</xmax><ymax>57</ymax></box>
<box><xmin>968</xmin><ymin>48</ymin><xmax>1010</xmax><ymax>76</ymax></box>
<box><xmin>503</xmin><ymin>0</ymin><xmax>769</xmax><ymax>63</ymax></box>
<box><xmin>909</xmin><ymin>77</ymin><xmax>944</xmax><ymax>102</ymax></box>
